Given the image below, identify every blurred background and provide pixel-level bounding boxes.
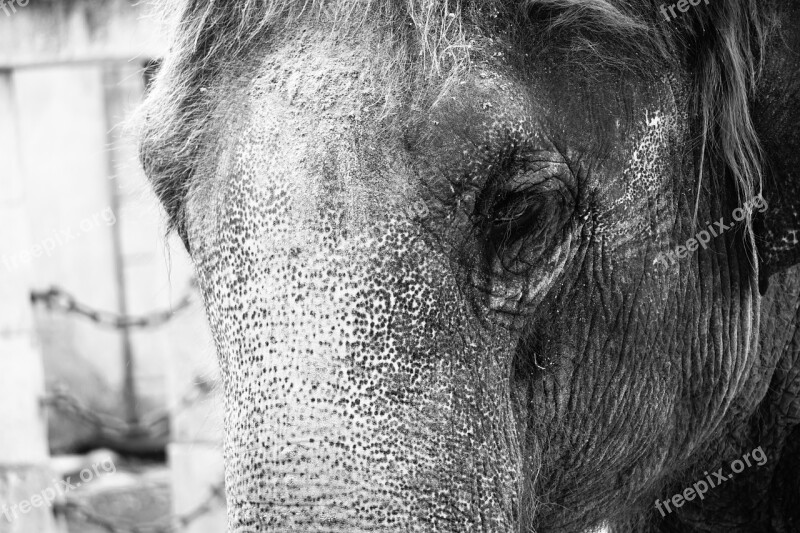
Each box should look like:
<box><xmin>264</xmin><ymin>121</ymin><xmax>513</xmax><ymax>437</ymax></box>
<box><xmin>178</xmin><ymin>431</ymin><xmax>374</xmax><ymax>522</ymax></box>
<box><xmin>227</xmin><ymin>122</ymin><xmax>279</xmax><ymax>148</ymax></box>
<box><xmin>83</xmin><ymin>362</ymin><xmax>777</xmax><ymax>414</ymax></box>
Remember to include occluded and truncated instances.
<box><xmin>0</xmin><ymin>1</ymin><xmax>226</xmax><ymax>532</ymax></box>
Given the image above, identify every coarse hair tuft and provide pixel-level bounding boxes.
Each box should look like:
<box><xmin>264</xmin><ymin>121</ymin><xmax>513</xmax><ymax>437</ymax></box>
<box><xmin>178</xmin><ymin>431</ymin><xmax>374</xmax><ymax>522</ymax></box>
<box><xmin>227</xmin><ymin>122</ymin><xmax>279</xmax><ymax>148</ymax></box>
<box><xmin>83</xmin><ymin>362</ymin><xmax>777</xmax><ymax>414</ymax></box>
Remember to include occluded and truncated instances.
<box><xmin>138</xmin><ymin>0</ymin><xmax>772</xmax><ymax>248</ymax></box>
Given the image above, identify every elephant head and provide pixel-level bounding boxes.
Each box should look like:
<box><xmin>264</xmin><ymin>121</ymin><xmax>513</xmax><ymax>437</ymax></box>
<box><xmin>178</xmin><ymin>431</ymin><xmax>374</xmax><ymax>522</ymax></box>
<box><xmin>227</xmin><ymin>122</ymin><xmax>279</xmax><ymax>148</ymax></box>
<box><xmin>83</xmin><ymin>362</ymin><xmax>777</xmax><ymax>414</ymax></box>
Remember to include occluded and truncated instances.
<box><xmin>139</xmin><ymin>0</ymin><xmax>800</xmax><ymax>530</ymax></box>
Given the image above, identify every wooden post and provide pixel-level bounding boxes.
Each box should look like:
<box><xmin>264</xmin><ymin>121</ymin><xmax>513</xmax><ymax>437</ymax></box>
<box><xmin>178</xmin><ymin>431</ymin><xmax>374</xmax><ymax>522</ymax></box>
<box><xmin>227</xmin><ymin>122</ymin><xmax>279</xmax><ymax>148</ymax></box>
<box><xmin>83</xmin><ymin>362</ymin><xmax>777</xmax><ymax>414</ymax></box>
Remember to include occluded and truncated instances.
<box><xmin>0</xmin><ymin>70</ymin><xmax>64</xmax><ymax>533</ymax></box>
<box><xmin>101</xmin><ymin>62</ymin><xmax>139</xmax><ymax>427</ymax></box>
<box><xmin>167</xmin><ymin>304</ymin><xmax>226</xmax><ymax>533</ymax></box>
<box><xmin>100</xmin><ymin>60</ymin><xmax>226</xmax><ymax>531</ymax></box>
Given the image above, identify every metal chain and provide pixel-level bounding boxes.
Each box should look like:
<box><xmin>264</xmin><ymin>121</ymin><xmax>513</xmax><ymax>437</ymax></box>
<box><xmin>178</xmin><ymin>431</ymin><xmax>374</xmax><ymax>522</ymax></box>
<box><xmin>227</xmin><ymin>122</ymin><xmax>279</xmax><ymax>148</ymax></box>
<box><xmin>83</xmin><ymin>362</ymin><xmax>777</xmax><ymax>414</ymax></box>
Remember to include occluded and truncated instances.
<box><xmin>54</xmin><ymin>482</ymin><xmax>226</xmax><ymax>533</ymax></box>
<box><xmin>48</xmin><ymin>378</ymin><xmax>222</xmax><ymax>530</ymax></box>
<box><xmin>42</xmin><ymin>377</ymin><xmax>216</xmax><ymax>439</ymax></box>
<box><xmin>32</xmin><ymin>278</ymin><xmax>219</xmax><ymax>529</ymax></box>
<box><xmin>44</xmin><ymin>385</ymin><xmax>132</xmax><ymax>436</ymax></box>
<box><xmin>30</xmin><ymin>278</ymin><xmax>198</xmax><ymax>329</ymax></box>
<box><xmin>138</xmin><ymin>376</ymin><xmax>216</xmax><ymax>429</ymax></box>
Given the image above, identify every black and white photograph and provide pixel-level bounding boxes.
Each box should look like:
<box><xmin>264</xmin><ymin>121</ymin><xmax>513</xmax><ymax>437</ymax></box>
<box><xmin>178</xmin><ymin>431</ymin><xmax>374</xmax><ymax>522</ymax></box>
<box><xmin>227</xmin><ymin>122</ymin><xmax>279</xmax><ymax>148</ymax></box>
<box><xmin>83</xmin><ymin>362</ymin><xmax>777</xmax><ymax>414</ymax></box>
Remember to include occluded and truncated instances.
<box><xmin>0</xmin><ymin>0</ymin><xmax>798</xmax><ymax>531</ymax></box>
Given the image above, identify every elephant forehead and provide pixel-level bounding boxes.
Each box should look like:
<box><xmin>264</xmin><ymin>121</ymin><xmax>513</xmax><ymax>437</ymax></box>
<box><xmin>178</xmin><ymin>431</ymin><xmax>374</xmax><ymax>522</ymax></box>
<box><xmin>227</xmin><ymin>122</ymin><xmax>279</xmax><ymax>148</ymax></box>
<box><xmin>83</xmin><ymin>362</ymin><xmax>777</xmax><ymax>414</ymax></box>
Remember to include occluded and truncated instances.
<box><xmin>593</xmin><ymin>102</ymin><xmax>682</xmax><ymax>252</ymax></box>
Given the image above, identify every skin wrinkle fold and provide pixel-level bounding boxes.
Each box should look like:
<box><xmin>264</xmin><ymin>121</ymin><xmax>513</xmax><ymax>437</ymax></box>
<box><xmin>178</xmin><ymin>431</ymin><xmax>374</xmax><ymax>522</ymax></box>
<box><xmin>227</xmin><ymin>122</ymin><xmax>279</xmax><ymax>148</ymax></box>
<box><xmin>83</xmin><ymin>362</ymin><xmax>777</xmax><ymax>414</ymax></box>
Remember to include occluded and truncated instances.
<box><xmin>136</xmin><ymin>1</ymin><xmax>800</xmax><ymax>531</ymax></box>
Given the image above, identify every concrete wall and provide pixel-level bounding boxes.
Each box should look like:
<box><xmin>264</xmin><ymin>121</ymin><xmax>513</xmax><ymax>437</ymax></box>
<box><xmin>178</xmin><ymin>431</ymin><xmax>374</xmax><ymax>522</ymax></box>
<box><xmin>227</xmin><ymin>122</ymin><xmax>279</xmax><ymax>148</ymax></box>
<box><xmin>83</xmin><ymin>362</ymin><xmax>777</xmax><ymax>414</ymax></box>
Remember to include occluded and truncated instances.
<box><xmin>1</xmin><ymin>2</ymin><xmax>225</xmax><ymax>530</ymax></box>
<box><xmin>0</xmin><ymin>0</ymin><xmax>164</xmax><ymax>69</ymax></box>
<box><xmin>0</xmin><ymin>68</ymin><xmax>64</xmax><ymax>533</ymax></box>
<box><xmin>0</xmin><ymin>0</ymin><xmax>217</xmax><ymax>451</ymax></box>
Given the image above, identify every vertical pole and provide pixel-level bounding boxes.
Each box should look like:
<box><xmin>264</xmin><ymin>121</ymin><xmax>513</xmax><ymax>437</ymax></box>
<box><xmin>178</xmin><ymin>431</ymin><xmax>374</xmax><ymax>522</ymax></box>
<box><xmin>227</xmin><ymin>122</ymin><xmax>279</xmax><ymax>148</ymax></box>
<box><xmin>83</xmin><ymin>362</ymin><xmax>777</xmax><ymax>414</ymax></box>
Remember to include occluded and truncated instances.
<box><xmin>0</xmin><ymin>69</ymin><xmax>64</xmax><ymax>533</ymax></box>
<box><xmin>101</xmin><ymin>63</ymin><xmax>138</xmax><ymax>427</ymax></box>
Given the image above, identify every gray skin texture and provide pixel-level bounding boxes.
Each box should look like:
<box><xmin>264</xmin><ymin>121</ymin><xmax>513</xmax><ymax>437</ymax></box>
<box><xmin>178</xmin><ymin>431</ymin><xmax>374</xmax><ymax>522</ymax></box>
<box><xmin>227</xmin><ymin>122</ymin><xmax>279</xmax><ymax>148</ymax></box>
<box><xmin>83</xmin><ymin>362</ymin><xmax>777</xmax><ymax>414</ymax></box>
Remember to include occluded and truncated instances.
<box><xmin>162</xmin><ymin>4</ymin><xmax>800</xmax><ymax>533</ymax></box>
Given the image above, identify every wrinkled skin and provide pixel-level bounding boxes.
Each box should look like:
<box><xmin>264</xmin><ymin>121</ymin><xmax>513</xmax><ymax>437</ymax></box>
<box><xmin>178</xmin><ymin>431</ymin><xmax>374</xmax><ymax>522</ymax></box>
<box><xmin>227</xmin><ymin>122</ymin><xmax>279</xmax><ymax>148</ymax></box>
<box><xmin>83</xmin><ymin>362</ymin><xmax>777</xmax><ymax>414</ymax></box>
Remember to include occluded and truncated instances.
<box><xmin>148</xmin><ymin>1</ymin><xmax>800</xmax><ymax>532</ymax></box>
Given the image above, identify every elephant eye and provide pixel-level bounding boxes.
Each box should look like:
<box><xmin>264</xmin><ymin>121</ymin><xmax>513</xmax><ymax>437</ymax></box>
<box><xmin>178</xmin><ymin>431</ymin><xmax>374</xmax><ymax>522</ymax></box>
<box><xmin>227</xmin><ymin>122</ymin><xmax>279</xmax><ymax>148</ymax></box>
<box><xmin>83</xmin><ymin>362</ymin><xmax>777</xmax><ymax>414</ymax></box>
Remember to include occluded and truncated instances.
<box><xmin>478</xmin><ymin>162</ymin><xmax>575</xmax><ymax>274</ymax></box>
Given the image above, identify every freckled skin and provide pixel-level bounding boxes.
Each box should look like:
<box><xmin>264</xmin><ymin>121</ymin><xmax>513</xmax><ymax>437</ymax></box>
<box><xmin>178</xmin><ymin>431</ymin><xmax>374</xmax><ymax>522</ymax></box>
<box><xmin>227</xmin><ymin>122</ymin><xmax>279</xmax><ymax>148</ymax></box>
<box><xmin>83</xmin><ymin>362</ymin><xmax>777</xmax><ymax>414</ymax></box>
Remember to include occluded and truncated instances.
<box><xmin>189</xmin><ymin>41</ymin><xmax>523</xmax><ymax>531</ymax></box>
<box><xmin>154</xmin><ymin>12</ymin><xmax>800</xmax><ymax>533</ymax></box>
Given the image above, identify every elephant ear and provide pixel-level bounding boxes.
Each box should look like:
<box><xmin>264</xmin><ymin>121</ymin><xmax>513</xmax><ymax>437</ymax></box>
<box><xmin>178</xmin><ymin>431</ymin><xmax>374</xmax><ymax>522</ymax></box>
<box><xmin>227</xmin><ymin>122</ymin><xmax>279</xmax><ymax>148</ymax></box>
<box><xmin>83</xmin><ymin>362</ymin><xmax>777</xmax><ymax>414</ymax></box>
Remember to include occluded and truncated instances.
<box><xmin>752</xmin><ymin>1</ymin><xmax>800</xmax><ymax>293</ymax></box>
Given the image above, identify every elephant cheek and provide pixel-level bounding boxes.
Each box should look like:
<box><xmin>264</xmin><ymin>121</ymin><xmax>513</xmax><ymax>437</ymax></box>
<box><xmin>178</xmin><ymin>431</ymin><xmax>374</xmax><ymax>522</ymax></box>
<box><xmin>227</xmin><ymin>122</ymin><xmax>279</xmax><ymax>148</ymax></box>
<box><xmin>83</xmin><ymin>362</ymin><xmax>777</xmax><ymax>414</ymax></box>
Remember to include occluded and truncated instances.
<box><xmin>189</xmin><ymin>177</ymin><xmax>522</xmax><ymax>531</ymax></box>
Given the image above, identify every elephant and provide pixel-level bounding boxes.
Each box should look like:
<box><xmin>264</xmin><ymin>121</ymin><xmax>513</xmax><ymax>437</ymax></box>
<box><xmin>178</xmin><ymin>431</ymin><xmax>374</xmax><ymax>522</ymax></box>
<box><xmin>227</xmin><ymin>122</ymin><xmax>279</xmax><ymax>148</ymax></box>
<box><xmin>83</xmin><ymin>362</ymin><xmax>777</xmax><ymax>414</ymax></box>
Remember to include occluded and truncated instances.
<box><xmin>138</xmin><ymin>0</ymin><xmax>800</xmax><ymax>530</ymax></box>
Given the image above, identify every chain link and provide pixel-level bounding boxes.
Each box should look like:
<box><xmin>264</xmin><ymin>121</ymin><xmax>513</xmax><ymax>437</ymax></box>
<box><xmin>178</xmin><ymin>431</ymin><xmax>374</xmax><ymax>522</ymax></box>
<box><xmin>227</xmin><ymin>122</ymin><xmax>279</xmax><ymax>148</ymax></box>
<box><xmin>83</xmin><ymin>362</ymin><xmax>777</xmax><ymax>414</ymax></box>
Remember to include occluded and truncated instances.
<box><xmin>31</xmin><ymin>278</ymin><xmax>221</xmax><ymax>529</ymax></box>
<box><xmin>45</xmin><ymin>378</ymin><xmax>221</xmax><ymax>531</ymax></box>
<box><xmin>42</xmin><ymin>377</ymin><xmax>216</xmax><ymax>439</ymax></box>
<box><xmin>30</xmin><ymin>278</ymin><xmax>198</xmax><ymax>329</ymax></box>
<box><xmin>54</xmin><ymin>482</ymin><xmax>226</xmax><ymax>533</ymax></box>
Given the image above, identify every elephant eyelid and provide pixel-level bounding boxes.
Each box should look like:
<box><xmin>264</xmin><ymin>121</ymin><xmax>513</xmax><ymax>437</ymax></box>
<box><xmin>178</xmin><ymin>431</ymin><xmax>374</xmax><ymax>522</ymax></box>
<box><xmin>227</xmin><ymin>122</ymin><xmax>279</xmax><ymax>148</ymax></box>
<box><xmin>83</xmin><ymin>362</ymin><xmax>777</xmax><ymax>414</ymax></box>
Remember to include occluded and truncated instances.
<box><xmin>500</xmin><ymin>160</ymin><xmax>575</xmax><ymax>195</ymax></box>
